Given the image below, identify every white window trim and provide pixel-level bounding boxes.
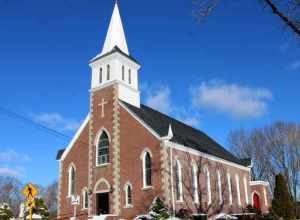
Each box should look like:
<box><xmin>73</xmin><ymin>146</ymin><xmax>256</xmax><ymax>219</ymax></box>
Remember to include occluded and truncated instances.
<box><xmin>217</xmin><ymin>170</ymin><xmax>223</xmax><ymax>205</ymax></box>
<box><xmin>142</xmin><ymin>151</ymin><xmax>152</xmax><ymax>188</ymax></box>
<box><xmin>235</xmin><ymin>174</ymin><xmax>241</xmax><ymax>206</ymax></box>
<box><xmin>192</xmin><ymin>164</ymin><xmax>199</xmax><ymax>203</ymax></box>
<box><xmin>95</xmin><ymin>129</ymin><xmax>110</xmax><ymax>167</ymax></box>
<box><xmin>68</xmin><ymin>165</ymin><xmax>76</xmax><ymax>197</ymax></box>
<box><xmin>82</xmin><ymin>188</ymin><xmax>88</xmax><ymax>210</ymax></box>
<box><xmin>124</xmin><ymin>182</ymin><xmax>133</xmax><ymax>208</ymax></box>
<box><xmin>175</xmin><ymin>160</ymin><xmax>183</xmax><ymax>202</ymax></box>
<box><xmin>244</xmin><ymin>176</ymin><xmax>249</xmax><ymax>204</ymax></box>
<box><xmin>204</xmin><ymin>166</ymin><xmax>212</xmax><ymax>205</ymax></box>
<box><xmin>227</xmin><ymin>172</ymin><xmax>233</xmax><ymax>205</ymax></box>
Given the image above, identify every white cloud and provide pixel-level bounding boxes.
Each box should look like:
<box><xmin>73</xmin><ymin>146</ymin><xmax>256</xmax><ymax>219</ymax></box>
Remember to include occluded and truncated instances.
<box><xmin>289</xmin><ymin>60</ymin><xmax>300</xmax><ymax>71</ymax></box>
<box><xmin>0</xmin><ymin>167</ymin><xmax>23</xmax><ymax>177</ymax></box>
<box><xmin>145</xmin><ymin>85</ymin><xmax>173</xmax><ymax>114</ymax></box>
<box><xmin>191</xmin><ymin>80</ymin><xmax>272</xmax><ymax>119</ymax></box>
<box><xmin>143</xmin><ymin>83</ymin><xmax>201</xmax><ymax>127</ymax></box>
<box><xmin>0</xmin><ymin>149</ymin><xmax>30</xmax><ymax>163</ymax></box>
<box><xmin>32</xmin><ymin>113</ymin><xmax>81</xmax><ymax>132</ymax></box>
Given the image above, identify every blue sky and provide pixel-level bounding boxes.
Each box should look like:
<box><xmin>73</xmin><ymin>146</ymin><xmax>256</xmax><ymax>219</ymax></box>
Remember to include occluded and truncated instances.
<box><xmin>0</xmin><ymin>0</ymin><xmax>299</xmax><ymax>186</ymax></box>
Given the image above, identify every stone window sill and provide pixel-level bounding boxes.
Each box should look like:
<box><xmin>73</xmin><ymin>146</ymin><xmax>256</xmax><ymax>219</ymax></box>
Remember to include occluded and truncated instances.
<box><xmin>141</xmin><ymin>186</ymin><xmax>154</xmax><ymax>191</ymax></box>
<box><xmin>124</xmin><ymin>205</ymin><xmax>133</xmax><ymax>209</ymax></box>
<box><xmin>96</xmin><ymin>163</ymin><xmax>110</xmax><ymax>168</ymax></box>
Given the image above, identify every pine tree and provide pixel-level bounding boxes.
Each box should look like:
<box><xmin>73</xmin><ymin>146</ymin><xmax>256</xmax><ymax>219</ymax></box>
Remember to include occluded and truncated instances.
<box><xmin>149</xmin><ymin>197</ymin><xmax>170</xmax><ymax>220</ymax></box>
<box><xmin>0</xmin><ymin>203</ymin><xmax>14</xmax><ymax>220</ymax></box>
<box><xmin>272</xmin><ymin>174</ymin><xmax>295</xmax><ymax>220</ymax></box>
<box><xmin>24</xmin><ymin>198</ymin><xmax>50</xmax><ymax>220</ymax></box>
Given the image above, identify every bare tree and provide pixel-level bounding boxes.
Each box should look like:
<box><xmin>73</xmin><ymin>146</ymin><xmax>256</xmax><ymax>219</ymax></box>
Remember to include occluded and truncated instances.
<box><xmin>0</xmin><ymin>176</ymin><xmax>23</xmax><ymax>217</ymax></box>
<box><xmin>179</xmin><ymin>153</ymin><xmax>229</xmax><ymax>217</ymax></box>
<box><xmin>42</xmin><ymin>181</ymin><xmax>58</xmax><ymax>218</ymax></box>
<box><xmin>228</xmin><ymin>121</ymin><xmax>300</xmax><ymax>202</ymax></box>
<box><xmin>192</xmin><ymin>0</ymin><xmax>300</xmax><ymax>38</ymax></box>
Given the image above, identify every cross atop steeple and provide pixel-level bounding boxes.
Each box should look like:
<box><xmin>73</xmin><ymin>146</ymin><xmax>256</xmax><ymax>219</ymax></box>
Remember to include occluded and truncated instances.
<box><xmin>101</xmin><ymin>1</ymin><xmax>129</xmax><ymax>56</ymax></box>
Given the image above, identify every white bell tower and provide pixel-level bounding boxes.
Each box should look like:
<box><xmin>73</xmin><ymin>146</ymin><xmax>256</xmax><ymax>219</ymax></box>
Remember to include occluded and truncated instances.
<box><xmin>89</xmin><ymin>2</ymin><xmax>141</xmax><ymax>107</ymax></box>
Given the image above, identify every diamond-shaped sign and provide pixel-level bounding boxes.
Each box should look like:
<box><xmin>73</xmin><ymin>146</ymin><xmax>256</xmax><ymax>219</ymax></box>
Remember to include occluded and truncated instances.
<box><xmin>22</xmin><ymin>183</ymin><xmax>38</xmax><ymax>199</ymax></box>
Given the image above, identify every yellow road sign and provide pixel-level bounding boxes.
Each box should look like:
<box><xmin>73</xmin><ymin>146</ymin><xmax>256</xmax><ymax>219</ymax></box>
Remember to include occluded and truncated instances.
<box><xmin>22</xmin><ymin>183</ymin><xmax>38</xmax><ymax>199</ymax></box>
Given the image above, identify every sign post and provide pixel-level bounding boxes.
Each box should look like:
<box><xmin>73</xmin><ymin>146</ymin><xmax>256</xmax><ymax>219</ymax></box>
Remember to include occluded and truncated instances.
<box><xmin>22</xmin><ymin>183</ymin><xmax>38</xmax><ymax>220</ymax></box>
<box><xmin>71</xmin><ymin>195</ymin><xmax>80</xmax><ymax>220</ymax></box>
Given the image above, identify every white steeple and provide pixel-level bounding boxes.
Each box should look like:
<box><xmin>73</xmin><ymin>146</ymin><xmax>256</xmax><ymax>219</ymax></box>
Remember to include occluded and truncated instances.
<box><xmin>89</xmin><ymin>1</ymin><xmax>141</xmax><ymax>108</ymax></box>
<box><xmin>101</xmin><ymin>1</ymin><xmax>129</xmax><ymax>56</ymax></box>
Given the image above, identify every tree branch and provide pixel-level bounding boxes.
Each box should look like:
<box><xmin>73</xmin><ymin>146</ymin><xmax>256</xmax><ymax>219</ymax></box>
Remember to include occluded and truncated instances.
<box><xmin>264</xmin><ymin>0</ymin><xmax>300</xmax><ymax>37</ymax></box>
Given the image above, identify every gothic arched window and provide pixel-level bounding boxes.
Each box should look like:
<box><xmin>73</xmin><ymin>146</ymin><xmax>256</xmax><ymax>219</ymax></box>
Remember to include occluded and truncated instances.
<box><xmin>68</xmin><ymin>165</ymin><xmax>76</xmax><ymax>197</ymax></box>
<box><xmin>107</xmin><ymin>65</ymin><xmax>110</xmax><ymax>80</ymax></box>
<box><xmin>96</xmin><ymin>132</ymin><xmax>109</xmax><ymax>165</ymax></box>
<box><xmin>125</xmin><ymin>183</ymin><xmax>133</xmax><ymax>207</ymax></box>
<box><xmin>191</xmin><ymin>164</ymin><xmax>199</xmax><ymax>203</ymax></box>
<box><xmin>142</xmin><ymin>152</ymin><xmax>152</xmax><ymax>187</ymax></box>
<box><xmin>204</xmin><ymin>166</ymin><xmax>212</xmax><ymax>205</ymax></box>
<box><xmin>122</xmin><ymin>65</ymin><xmax>125</xmax><ymax>81</ymax></box>
<box><xmin>82</xmin><ymin>188</ymin><xmax>89</xmax><ymax>209</ymax></box>
<box><xmin>99</xmin><ymin>68</ymin><xmax>103</xmax><ymax>83</ymax></box>
<box><xmin>175</xmin><ymin>160</ymin><xmax>183</xmax><ymax>201</ymax></box>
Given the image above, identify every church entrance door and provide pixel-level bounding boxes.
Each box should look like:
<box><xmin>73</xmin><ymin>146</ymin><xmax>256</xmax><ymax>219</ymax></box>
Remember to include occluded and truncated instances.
<box><xmin>96</xmin><ymin>193</ymin><xmax>109</xmax><ymax>215</ymax></box>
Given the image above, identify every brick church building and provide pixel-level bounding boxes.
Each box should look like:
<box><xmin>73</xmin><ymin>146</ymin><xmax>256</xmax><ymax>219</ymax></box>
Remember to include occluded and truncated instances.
<box><xmin>56</xmin><ymin>2</ymin><xmax>270</xmax><ymax>220</ymax></box>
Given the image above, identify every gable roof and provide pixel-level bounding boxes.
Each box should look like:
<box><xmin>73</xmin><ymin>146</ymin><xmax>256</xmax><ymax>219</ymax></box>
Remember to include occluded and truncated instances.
<box><xmin>90</xmin><ymin>46</ymin><xmax>140</xmax><ymax>65</ymax></box>
<box><xmin>121</xmin><ymin>101</ymin><xmax>251</xmax><ymax>167</ymax></box>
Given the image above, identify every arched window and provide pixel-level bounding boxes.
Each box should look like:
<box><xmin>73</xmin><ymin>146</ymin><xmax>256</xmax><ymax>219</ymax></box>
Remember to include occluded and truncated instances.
<box><xmin>217</xmin><ymin>170</ymin><xmax>223</xmax><ymax>204</ymax></box>
<box><xmin>227</xmin><ymin>172</ymin><xmax>233</xmax><ymax>205</ymax></box>
<box><xmin>107</xmin><ymin>65</ymin><xmax>110</xmax><ymax>80</ymax></box>
<box><xmin>191</xmin><ymin>164</ymin><xmax>199</xmax><ymax>203</ymax></box>
<box><xmin>82</xmin><ymin>188</ymin><xmax>89</xmax><ymax>209</ymax></box>
<box><xmin>236</xmin><ymin>174</ymin><xmax>241</xmax><ymax>206</ymax></box>
<box><xmin>128</xmin><ymin>69</ymin><xmax>131</xmax><ymax>84</ymax></box>
<box><xmin>68</xmin><ymin>165</ymin><xmax>75</xmax><ymax>197</ymax></box>
<box><xmin>204</xmin><ymin>166</ymin><xmax>211</xmax><ymax>205</ymax></box>
<box><xmin>99</xmin><ymin>68</ymin><xmax>103</xmax><ymax>83</ymax></box>
<box><xmin>124</xmin><ymin>183</ymin><xmax>133</xmax><ymax>207</ymax></box>
<box><xmin>122</xmin><ymin>65</ymin><xmax>125</xmax><ymax>81</ymax></box>
<box><xmin>175</xmin><ymin>160</ymin><xmax>183</xmax><ymax>201</ymax></box>
<box><xmin>96</xmin><ymin>132</ymin><xmax>109</xmax><ymax>165</ymax></box>
<box><xmin>143</xmin><ymin>152</ymin><xmax>152</xmax><ymax>187</ymax></box>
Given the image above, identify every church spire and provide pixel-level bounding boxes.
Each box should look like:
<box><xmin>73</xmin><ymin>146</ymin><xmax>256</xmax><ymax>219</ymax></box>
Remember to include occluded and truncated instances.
<box><xmin>101</xmin><ymin>1</ymin><xmax>129</xmax><ymax>56</ymax></box>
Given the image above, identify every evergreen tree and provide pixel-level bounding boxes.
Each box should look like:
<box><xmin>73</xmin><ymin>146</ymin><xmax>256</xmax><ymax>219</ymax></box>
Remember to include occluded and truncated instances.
<box><xmin>0</xmin><ymin>203</ymin><xmax>14</xmax><ymax>220</ymax></box>
<box><xmin>24</xmin><ymin>198</ymin><xmax>50</xmax><ymax>220</ymax></box>
<box><xmin>149</xmin><ymin>197</ymin><xmax>170</xmax><ymax>220</ymax></box>
<box><xmin>272</xmin><ymin>174</ymin><xmax>295</xmax><ymax>220</ymax></box>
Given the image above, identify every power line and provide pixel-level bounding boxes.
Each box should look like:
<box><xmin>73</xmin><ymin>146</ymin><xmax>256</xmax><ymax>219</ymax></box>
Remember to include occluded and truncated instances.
<box><xmin>0</xmin><ymin>107</ymin><xmax>90</xmax><ymax>148</ymax></box>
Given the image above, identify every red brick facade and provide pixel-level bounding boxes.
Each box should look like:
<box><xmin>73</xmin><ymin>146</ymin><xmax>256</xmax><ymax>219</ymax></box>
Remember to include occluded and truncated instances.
<box><xmin>57</xmin><ymin>83</ymin><xmax>270</xmax><ymax>220</ymax></box>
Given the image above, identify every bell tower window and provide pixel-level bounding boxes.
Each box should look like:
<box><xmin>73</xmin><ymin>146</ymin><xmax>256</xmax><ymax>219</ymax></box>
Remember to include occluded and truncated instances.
<box><xmin>122</xmin><ymin>65</ymin><xmax>125</xmax><ymax>81</ymax></box>
<box><xmin>107</xmin><ymin>65</ymin><xmax>110</xmax><ymax>80</ymax></box>
<box><xmin>99</xmin><ymin>68</ymin><xmax>103</xmax><ymax>83</ymax></box>
<box><xmin>128</xmin><ymin>69</ymin><xmax>131</xmax><ymax>84</ymax></box>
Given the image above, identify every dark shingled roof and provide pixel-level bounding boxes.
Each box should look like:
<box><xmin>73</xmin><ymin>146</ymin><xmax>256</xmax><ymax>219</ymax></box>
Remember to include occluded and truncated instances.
<box><xmin>90</xmin><ymin>46</ymin><xmax>140</xmax><ymax>65</ymax></box>
<box><xmin>122</xmin><ymin>101</ymin><xmax>251</xmax><ymax>167</ymax></box>
<box><xmin>56</xmin><ymin>149</ymin><xmax>65</xmax><ymax>160</ymax></box>
<box><xmin>56</xmin><ymin>101</ymin><xmax>251</xmax><ymax>167</ymax></box>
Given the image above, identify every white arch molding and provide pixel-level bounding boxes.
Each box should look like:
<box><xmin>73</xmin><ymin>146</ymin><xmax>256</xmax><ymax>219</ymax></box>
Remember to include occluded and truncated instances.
<box><xmin>141</xmin><ymin>150</ymin><xmax>152</xmax><ymax>188</ymax></box>
<box><xmin>94</xmin><ymin>178</ymin><xmax>112</xmax><ymax>193</ymax></box>
<box><xmin>94</xmin><ymin>127</ymin><xmax>111</xmax><ymax>146</ymax></box>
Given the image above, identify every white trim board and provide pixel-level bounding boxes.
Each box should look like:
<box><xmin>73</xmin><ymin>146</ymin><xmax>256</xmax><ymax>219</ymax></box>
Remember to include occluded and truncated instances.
<box><xmin>167</xmin><ymin>141</ymin><xmax>251</xmax><ymax>172</ymax></box>
<box><xmin>60</xmin><ymin>114</ymin><xmax>90</xmax><ymax>161</ymax></box>
<box><xmin>250</xmin><ymin>181</ymin><xmax>269</xmax><ymax>186</ymax></box>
